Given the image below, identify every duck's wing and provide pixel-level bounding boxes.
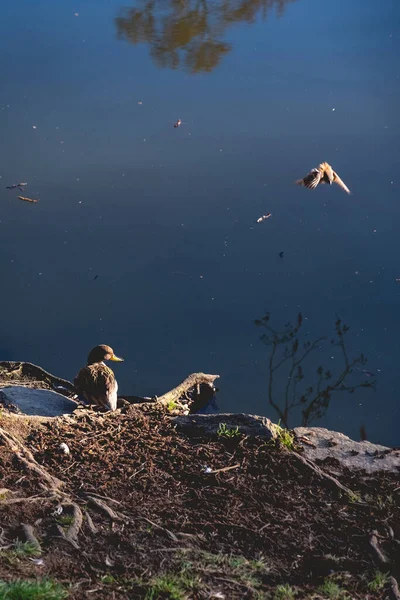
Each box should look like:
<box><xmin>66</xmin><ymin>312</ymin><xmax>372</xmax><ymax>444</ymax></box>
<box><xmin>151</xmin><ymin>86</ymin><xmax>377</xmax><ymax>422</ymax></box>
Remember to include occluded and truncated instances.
<box><xmin>74</xmin><ymin>364</ymin><xmax>117</xmax><ymax>410</ymax></box>
<box><xmin>296</xmin><ymin>168</ymin><xmax>322</xmax><ymax>190</ymax></box>
<box><xmin>333</xmin><ymin>171</ymin><xmax>351</xmax><ymax>194</ymax></box>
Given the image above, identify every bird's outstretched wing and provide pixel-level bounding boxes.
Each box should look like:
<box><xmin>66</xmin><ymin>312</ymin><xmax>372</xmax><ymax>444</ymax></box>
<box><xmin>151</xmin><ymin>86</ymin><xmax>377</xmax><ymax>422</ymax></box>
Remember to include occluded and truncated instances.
<box><xmin>333</xmin><ymin>171</ymin><xmax>351</xmax><ymax>194</ymax></box>
<box><xmin>296</xmin><ymin>168</ymin><xmax>322</xmax><ymax>190</ymax></box>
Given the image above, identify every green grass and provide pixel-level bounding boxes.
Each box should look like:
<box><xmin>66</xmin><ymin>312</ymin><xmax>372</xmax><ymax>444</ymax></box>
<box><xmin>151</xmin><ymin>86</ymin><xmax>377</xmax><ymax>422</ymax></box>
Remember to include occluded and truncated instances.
<box><xmin>0</xmin><ymin>579</ymin><xmax>68</xmax><ymax>600</ymax></box>
<box><xmin>144</xmin><ymin>573</ymin><xmax>202</xmax><ymax>600</ymax></box>
<box><xmin>367</xmin><ymin>570</ymin><xmax>390</xmax><ymax>592</ymax></box>
<box><xmin>273</xmin><ymin>584</ymin><xmax>296</xmax><ymax>599</ymax></box>
<box><xmin>216</xmin><ymin>423</ymin><xmax>241</xmax><ymax>439</ymax></box>
<box><xmin>55</xmin><ymin>515</ymin><xmax>74</xmax><ymax>527</ymax></box>
<box><xmin>0</xmin><ymin>541</ymin><xmax>41</xmax><ymax>565</ymax></box>
<box><xmin>318</xmin><ymin>580</ymin><xmax>349</xmax><ymax>599</ymax></box>
<box><xmin>274</xmin><ymin>423</ymin><xmax>295</xmax><ymax>450</ymax></box>
<box><xmin>165</xmin><ymin>400</ymin><xmax>178</xmax><ymax>412</ymax></box>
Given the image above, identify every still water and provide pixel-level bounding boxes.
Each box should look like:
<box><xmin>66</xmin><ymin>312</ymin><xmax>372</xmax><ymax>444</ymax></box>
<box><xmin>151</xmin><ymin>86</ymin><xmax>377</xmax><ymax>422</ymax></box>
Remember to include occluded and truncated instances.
<box><xmin>0</xmin><ymin>0</ymin><xmax>398</xmax><ymax>445</ymax></box>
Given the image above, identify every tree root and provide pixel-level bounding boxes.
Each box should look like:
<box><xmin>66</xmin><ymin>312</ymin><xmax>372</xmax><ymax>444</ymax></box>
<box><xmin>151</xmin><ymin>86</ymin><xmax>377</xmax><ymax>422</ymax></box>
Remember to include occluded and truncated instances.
<box><xmin>291</xmin><ymin>451</ymin><xmax>355</xmax><ymax>498</ymax></box>
<box><xmin>58</xmin><ymin>503</ymin><xmax>83</xmax><ymax>549</ymax></box>
<box><xmin>21</xmin><ymin>523</ymin><xmax>42</xmax><ymax>555</ymax></box>
<box><xmin>0</xmin><ymin>495</ymin><xmax>56</xmax><ymax>506</ymax></box>
<box><xmin>85</xmin><ymin>511</ymin><xmax>98</xmax><ymax>534</ymax></box>
<box><xmin>391</xmin><ymin>577</ymin><xmax>400</xmax><ymax>600</ymax></box>
<box><xmin>141</xmin><ymin>516</ymin><xmax>178</xmax><ymax>542</ymax></box>
<box><xmin>369</xmin><ymin>530</ymin><xmax>389</xmax><ymax>564</ymax></box>
<box><xmin>0</xmin><ymin>426</ymin><xmax>63</xmax><ymax>491</ymax></box>
<box><xmin>87</xmin><ymin>496</ymin><xmax>123</xmax><ymax>522</ymax></box>
<box><xmin>155</xmin><ymin>373</ymin><xmax>219</xmax><ymax>407</ymax></box>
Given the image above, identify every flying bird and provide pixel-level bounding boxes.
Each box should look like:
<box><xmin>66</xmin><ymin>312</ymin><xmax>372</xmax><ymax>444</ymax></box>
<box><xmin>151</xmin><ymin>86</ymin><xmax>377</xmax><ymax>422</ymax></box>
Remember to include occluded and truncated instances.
<box><xmin>74</xmin><ymin>344</ymin><xmax>124</xmax><ymax>411</ymax></box>
<box><xmin>296</xmin><ymin>162</ymin><xmax>351</xmax><ymax>194</ymax></box>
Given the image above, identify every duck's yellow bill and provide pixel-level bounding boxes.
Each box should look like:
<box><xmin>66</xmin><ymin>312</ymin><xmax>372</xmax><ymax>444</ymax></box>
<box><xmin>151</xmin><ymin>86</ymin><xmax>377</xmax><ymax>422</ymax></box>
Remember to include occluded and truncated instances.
<box><xmin>110</xmin><ymin>354</ymin><xmax>124</xmax><ymax>362</ymax></box>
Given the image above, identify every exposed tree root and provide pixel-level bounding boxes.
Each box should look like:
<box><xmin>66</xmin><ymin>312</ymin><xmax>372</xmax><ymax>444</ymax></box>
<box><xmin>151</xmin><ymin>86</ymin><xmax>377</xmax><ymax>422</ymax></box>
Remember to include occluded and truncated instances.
<box><xmin>21</xmin><ymin>523</ymin><xmax>42</xmax><ymax>555</ymax></box>
<box><xmin>0</xmin><ymin>426</ymin><xmax>63</xmax><ymax>491</ymax></box>
<box><xmin>84</xmin><ymin>511</ymin><xmax>98</xmax><ymax>534</ymax></box>
<box><xmin>391</xmin><ymin>577</ymin><xmax>400</xmax><ymax>600</ymax></box>
<box><xmin>141</xmin><ymin>516</ymin><xmax>179</xmax><ymax>542</ymax></box>
<box><xmin>0</xmin><ymin>495</ymin><xmax>56</xmax><ymax>506</ymax></box>
<box><xmin>57</xmin><ymin>503</ymin><xmax>83</xmax><ymax>549</ymax></box>
<box><xmin>87</xmin><ymin>496</ymin><xmax>124</xmax><ymax>522</ymax></box>
<box><xmin>291</xmin><ymin>451</ymin><xmax>355</xmax><ymax>498</ymax></box>
<box><xmin>369</xmin><ymin>530</ymin><xmax>389</xmax><ymax>564</ymax></box>
<box><xmin>155</xmin><ymin>372</ymin><xmax>219</xmax><ymax>407</ymax></box>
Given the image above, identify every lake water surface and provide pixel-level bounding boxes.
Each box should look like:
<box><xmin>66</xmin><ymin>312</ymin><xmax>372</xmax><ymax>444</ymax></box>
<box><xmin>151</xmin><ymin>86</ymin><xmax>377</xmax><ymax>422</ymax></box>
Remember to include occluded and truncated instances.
<box><xmin>0</xmin><ymin>0</ymin><xmax>399</xmax><ymax>445</ymax></box>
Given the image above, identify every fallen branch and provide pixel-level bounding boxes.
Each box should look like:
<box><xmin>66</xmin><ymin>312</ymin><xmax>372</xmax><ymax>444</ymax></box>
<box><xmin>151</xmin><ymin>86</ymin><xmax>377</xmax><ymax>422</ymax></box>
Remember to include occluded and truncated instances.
<box><xmin>87</xmin><ymin>496</ymin><xmax>123</xmax><ymax>522</ymax></box>
<box><xmin>369</xmin><ymin>530</ymin><xmax>389</xmax><ymax>564</ymax></box>
<box><xmin>291</xmin><ymin>451</ymin><xmax>355</xmax><ymax>498</ymax></box>
<box><xmin>21</xmin><ymin>524</ymin><xmax>41</xmax><ymax>555</ymax></box>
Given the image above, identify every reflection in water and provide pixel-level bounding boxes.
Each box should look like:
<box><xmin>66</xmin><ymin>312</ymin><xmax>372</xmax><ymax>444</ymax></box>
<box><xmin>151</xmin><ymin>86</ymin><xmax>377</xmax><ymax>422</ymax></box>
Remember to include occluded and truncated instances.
<box><xmin>115</xmin><ymin>0</ymin><xmax>297</xmax><ymax>73</ymax></box>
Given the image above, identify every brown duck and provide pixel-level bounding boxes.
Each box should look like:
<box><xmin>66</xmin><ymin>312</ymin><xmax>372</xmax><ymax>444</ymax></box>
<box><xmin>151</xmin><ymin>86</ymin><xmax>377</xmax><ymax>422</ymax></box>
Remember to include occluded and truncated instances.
<box><xmin>296</xmin><ymin>162</ymin><xmax>351</xmax><ymax>194</ymax></box>
<box><xmin>74</xmin><ymin>345</ymin><xmax>124</xmax><ymax>411</ymax></box>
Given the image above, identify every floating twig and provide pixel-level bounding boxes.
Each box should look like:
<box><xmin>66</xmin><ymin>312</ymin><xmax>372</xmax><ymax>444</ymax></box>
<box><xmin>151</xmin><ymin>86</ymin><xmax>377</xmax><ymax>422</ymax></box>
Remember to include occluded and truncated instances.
<box><xmin>18</xmin><ymin>196</ymin><xmax>39</xmax><ymax>204</ymax></box>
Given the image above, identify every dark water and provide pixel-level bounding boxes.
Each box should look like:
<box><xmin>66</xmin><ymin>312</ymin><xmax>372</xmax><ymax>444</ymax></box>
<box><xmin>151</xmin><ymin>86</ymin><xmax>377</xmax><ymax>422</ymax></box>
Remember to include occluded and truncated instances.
<box><xmin>0</xmin><ymin>0</ymin><xmax>399</xmax><ymax>445</ymax></box>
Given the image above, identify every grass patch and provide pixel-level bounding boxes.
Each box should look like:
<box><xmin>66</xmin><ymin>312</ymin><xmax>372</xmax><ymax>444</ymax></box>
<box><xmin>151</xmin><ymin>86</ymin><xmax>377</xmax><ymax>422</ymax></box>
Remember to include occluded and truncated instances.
<box><xmin>274</xmin><ymin>423</ymin><xmax>295</xmax><ymax>450</ymax></box>
<box><xmin>165</xmin><ymin>400</ymin><xmax>178</xmax><ymax>413</ymax></box>
<box><xmin>367</xmin><ymin>570</ymin><xmax>390</xmax><ymax>592</ymax></box>
<box><xmin>0</xmin><ymin>579</ymin><xmax>68</xmax><ymax>600</ymax></box>
<box><xmin>318</xmin><ymin>579</ymin><xmax>349</xmax><ymax>599</ymax></box>
<box><xmin>55</xmin><ymin>515</ymin><xmax>74</xmax><ymax>527</ymax></box>
<box><xmin>217</xmin><ymin>423</ymin><xmax>241</xmax><ymax>439</ymax></box>
<box><xmin>273</xmin><ymin>584</ymin><xmax>296</xmax><ymax>599</ymax></box>
<box><xmin>144</xmin><ymin>573</ymin><xmax>202</xmax><ymax>600</ymax></box>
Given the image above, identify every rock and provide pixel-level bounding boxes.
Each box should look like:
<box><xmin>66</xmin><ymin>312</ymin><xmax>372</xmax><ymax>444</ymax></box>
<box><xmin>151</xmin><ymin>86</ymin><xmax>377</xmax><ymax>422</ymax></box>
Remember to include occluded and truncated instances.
<box><xmin>295</xmin><ymin>427</ymin><xmax>400</xmax><ymax>473</ymax></box>
<box><xmin>171</xmin><ymin>413</ymin><xmax>276</xmax><ymax>439</ymax></box>
<box><xmin>0</xmin><ymin>386</ymin><xmax>78</xmax><ymax>417</ymax></box>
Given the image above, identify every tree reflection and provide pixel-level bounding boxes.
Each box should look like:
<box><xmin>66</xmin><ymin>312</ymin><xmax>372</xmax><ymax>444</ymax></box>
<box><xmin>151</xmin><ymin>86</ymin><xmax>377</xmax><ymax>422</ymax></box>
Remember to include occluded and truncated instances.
<box><xmin>115</xmin><ymin>0</ymin><xmax>297</xmax><ymax>74</ymax></box>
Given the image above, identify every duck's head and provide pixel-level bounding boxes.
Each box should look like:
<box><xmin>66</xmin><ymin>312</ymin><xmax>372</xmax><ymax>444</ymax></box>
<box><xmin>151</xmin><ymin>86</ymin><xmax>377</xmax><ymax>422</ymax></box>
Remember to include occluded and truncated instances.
<box><xmin>87</xmin><ymin>344</ymin><xmax>124</xmax><ymax>365</ymax></box>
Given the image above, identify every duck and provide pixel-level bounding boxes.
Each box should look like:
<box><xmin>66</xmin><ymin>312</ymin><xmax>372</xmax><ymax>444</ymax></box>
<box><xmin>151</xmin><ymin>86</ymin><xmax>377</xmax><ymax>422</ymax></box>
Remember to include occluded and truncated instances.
<box><xmin>74</xmin><ymin>344</ymin><xmax>124</xmax><ymax>411</ymax></box>
<box><xmin>296</xmin><ymin>162</ymin><xmax>351</xmax><ymax>194</ymax></box>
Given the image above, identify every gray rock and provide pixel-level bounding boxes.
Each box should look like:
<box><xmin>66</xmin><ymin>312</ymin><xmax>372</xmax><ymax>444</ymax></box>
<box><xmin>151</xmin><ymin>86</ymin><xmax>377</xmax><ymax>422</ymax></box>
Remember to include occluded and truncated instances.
<box><xmin>0</xmin><ymin>386</ymin><xmax>78</xmax><ymax>417</ymax></box>
<box><xmin>171</xmin><ymin>412</ymin><xmax>275</xmax><ymax>439</ymax></box>
<box><xmin>295</xmin><ymin>426</ymin><xmax>400</xmax><ymax>473</ymax></box>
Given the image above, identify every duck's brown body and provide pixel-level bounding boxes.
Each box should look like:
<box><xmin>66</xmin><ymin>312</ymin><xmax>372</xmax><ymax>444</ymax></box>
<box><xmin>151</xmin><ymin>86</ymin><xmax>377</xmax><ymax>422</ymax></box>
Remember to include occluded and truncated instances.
<box><xmin>296</xmin><ymin>162</ymin><xmax>351</xmax><ymax>194</ymax></box>
<box><xmin>74</xmin><ymin>345</ymin><xmax>123</xmax><ymax>411</ymax></box>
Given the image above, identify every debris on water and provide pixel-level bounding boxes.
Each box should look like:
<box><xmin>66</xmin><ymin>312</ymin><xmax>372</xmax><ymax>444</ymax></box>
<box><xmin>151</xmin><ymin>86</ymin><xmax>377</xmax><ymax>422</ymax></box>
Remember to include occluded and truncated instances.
<box><xmin>6</xmin><ymin>182</ymin><xmax>27</xmax><ymax>191</ymax></box>
<box><xmin>138</xmin><ymin>101</ymin><xmax>143</xmax><ymax>105</ymax></box>
<box><xmin>32</xmin><ymin>125</ymin><xmax>37</xmax><ymax>129</ymax></box>
<box><xmin>93</xmin><ymin>275</ymin><xmax>99</xmax><ymax>280</ymax></box>
<box><xmin>396</xmin><ymin>278</ymin><xmax>400</xmax><ymax>283</ymax></box>
<box><xmin>174</xmin><ymin>119</ymin><xmax>182</xmax><ymax>128</ymax></box>
<box><xmin>256</xmin><ymin>213</ymin><xmax>272</xmax><ymax>223</ymax></box>
<box><xmin>279</xmin><ymin>252</ymin><xmax>284</xmax><ymax>258</ymax></box>
<box><xmin>203</xmin><ymin>466</ymin><xmax>212</xmax><ymax>474</ymax></box>
<box><xmin>362</xmin><ymin>370</ymin><xmax>375</xmax><ymax>377</ymax></box>
<box><xmin>59</xmin><ymin>442</ymin><xmax>70</xmax><ymax>455</ymax></box>
<box><xmin>18</xmin><ymin>196</ymin><xmax>38</xmax><ymax>203</ymax></box>
<box><xmin>74</xmin><ymin>12</ymin><xmax>79</xmax><ymax>16</ymax></box>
